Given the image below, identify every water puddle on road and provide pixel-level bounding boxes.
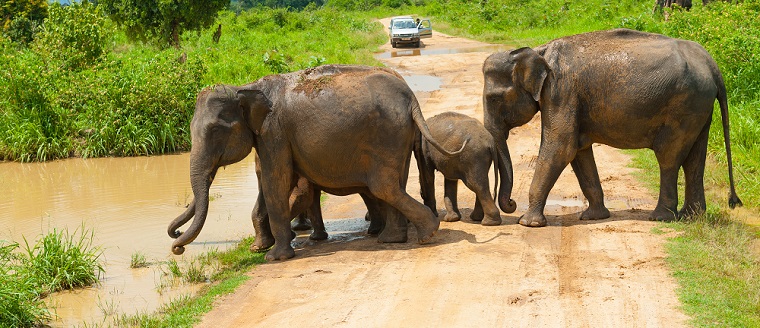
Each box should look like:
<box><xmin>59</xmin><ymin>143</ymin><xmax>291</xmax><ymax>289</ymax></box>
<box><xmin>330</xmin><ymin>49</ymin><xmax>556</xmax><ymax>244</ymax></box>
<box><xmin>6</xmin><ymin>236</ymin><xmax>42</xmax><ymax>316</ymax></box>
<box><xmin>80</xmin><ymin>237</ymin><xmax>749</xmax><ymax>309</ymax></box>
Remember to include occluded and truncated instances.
<box><xmin>403</xmin><ymin>75</ymin><xmax>442</xmax><ymax>92</ymax></box>
<box><xmin>0</xmin><ymin>153</ymin><xmax>261</xmax><ymax>326</ymax></box>
<box><xmin>375</xmin><ymin>44</ymin><xmax>513</xmax><ymax>59</ymax></box>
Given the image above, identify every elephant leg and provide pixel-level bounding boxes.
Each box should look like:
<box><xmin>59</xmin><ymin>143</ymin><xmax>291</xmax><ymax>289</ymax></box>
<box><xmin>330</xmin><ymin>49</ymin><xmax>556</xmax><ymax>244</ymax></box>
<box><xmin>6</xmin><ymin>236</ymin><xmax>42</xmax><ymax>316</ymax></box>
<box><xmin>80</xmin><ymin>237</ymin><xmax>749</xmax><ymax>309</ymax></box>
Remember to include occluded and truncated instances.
<box><xmin>679</xmin><ymin>122</ymin><xmax>710</xmax><ymax>218</ymax></box>
<box><xmin>370</xmin><ymin>172</ymin><xmax>438</xmax><ymax>244</ymax></box>
<box><xmin>259</xmin><ymin>154</ymin><xmax>297</xmax><ymax>261</ymax></box>
<box><xmin>307</xmin><ymin>190</ymin><xmax>328</xmax><ymax>241</ymax></box>
<box><xmin>418</xmin><ymin>152</ymin><xmax>439</xmax><ymax>217</ymax></box>
<box><xmin>521</xmin><ymin>130</ymin><xmax>578</xmax><ymax>227</ymax></box>
<box><xmin>443</xmin><ymin>178</ymin><xmax>461</xmax><ymax>222</ymax></box>
<box><xmin>291</xmin><ymin>213</ymin><xmax>312</xmax><ymax>231</ymax></box>
<box><xmin>362</xmin><ymin>193</ymin><xmax>384</xmax><ymax>236</ymax></box>
<box><xmin>463</xmin><ymin>175</ymin><xmax>501</xmax><ymax>226</ymax></box>
<box><xmin>651</xmin><ymin>141</ymin><xmax>691</xmax><ymax>221</ymax></box>
<box><xmin>570</xmin><ymin>147</ymin><xmax>610</xmax><ymax>220</ymax></box>
<box><xmin>251</xmin><ymin>182</ymin><xmax>275</xmax><ymax>252</ymax></box>
<box><xmin>377</xmin><ymin>199</ymin><xmax>408</xmax><ymax>243</ymax></box>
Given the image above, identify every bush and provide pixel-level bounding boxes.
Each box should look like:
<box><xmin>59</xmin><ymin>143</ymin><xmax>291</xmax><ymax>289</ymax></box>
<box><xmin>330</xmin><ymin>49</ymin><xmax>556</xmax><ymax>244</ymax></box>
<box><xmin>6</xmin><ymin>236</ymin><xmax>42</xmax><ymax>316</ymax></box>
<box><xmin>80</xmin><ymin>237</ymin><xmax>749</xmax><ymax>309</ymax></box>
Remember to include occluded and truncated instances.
<box><xmin>33</xmin><ymin>2</ymin><xmax>111</xmax><ymax>70</ymax></box>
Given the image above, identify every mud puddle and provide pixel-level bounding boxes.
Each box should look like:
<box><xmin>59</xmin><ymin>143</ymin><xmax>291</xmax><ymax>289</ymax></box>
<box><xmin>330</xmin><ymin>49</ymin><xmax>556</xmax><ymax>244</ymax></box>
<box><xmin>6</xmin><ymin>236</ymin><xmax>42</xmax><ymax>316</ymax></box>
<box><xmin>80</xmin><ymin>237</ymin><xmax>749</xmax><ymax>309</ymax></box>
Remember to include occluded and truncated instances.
<box><xmin>403</xmin><ymin>75</ymin><xmax>442</xmax><ymax>92</ymax></box>
<box><xmin>0</xmin><ymin>153</ymin><xmax>261</xmax><ymax>326</ymax></box>
<box><xmin>375</xmin><ymin>44</ymin><xmax>512</xmax><ymax>59</ymax></box>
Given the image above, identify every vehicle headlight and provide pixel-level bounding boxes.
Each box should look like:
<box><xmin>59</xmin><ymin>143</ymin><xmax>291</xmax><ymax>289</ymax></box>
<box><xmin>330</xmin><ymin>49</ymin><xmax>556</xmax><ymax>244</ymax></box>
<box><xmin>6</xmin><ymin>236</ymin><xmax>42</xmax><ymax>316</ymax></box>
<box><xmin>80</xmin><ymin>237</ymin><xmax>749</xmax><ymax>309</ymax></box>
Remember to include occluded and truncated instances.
<box><xmin>392</xmin><ymin>34</ymin><xmax>401</xmax><ymax>37</ymax></box>
<box><xmin>413</xmin><ymin>33</ymin><xmax>420</xmax><ymax>37</ymax></box>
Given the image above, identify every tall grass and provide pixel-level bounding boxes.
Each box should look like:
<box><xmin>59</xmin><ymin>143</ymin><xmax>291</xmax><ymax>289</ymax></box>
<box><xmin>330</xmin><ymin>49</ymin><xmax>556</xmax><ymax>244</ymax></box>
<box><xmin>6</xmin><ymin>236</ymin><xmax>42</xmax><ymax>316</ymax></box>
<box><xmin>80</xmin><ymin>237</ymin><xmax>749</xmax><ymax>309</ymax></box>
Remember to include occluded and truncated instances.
<box><xmin>0</xmin><ymin>226</ymin><xmax>104</xmax><ymax>327</ymax></box>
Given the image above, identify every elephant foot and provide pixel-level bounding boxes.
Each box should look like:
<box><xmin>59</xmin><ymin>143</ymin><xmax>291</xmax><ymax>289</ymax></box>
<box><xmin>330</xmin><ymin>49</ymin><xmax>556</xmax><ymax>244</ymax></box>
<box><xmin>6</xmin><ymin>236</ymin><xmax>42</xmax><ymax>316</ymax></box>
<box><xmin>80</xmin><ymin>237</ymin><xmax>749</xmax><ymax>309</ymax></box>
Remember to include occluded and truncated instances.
<box><xmin>518</xmin><ymin>212</ymin><xmax>547</xmax><ymax>227</ymax></box>
<box><xmin>444</xmin><ymin>212</ymin><xmax>461</xmax><ymax>222</ymax></box>
<box><xmin>251</xmin><ymin>235</ymin><xmax>275</xmax><ymax>252</ymax></box>
<box><xmin>309</xmin><ymin>230</ymin><xmax>328</xmax><ymax>241</ymax></box>
<box><xmin>678</xmin><ymin>203</ymin><xmax>705</xmax><ymax>219</ymax></box>
<box><xmin>414</xmin><ymin>215</ymin><xmax>439</xmax><ymax>244</ymax></box>
<box><xmin>378</xmin><ymin>230</ymin><xmax>408</xmax><ymax>243</ymax></box>
<box><xmin>469</xmin><ymin>209</ymin><xmax>484</xmax><ymax>222</ymax></box>
<box><xmin>480</xmin><ymin>216</ymin><xmax>502</xmax><ymax>226</ymax></box>
<box><xmin>264</xmin><ymin>244</ymin><xmax>296</xmax><ymax>261</ymax></box>
<box><xmin>649</xmin><ymin>207</ymin><xmax>677</xmax><ymax>222</ymax></box>
<box><xmin>579</xmin><ymin>206</ymin><xmax>611</xmax><ymax>220</ymax></box>
<box><xmin>291</xmin><ymin>219</ymin><xmax>312</xmax><ymax>231</ymax></box>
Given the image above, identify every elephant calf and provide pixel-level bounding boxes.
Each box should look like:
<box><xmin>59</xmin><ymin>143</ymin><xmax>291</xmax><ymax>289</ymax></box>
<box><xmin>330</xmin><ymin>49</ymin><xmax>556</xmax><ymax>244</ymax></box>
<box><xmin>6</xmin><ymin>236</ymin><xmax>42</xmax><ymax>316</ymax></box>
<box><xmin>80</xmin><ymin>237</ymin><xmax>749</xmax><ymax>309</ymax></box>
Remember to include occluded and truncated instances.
<box><xmin>419</xmin><ymin>112</ymin><xmax>502</xmax><ymax>226</ymax></box>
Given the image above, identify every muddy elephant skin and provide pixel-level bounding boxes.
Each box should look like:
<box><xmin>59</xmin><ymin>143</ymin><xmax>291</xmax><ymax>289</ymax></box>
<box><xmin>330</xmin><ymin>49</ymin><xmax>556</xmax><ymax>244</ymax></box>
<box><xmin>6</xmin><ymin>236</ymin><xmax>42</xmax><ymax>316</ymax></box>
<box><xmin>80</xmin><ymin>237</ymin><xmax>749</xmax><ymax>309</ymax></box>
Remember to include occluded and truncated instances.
<box><xmin>418</xmin><ymin>112</ymin><xmax>508</xmax><ymax>226</ymax></box>
<box><xmin>167</xmin><ymin>64</ymin><xmax>464</xmax><ymax>260</ymax></box>
<box><xmin>482</xmin><ymin>28</ymin><xmax>742</xmax><ymax>227</ymax></box>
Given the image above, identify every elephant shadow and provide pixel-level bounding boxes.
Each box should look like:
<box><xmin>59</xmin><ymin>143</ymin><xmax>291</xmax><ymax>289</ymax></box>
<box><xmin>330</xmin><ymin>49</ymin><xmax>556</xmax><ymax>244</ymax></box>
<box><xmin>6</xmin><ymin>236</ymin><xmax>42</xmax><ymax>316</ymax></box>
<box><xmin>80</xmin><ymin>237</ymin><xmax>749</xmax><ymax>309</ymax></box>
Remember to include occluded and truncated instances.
<box><xmin>287</xmin><ymin>215</ymin><xmax>513</xmax><ymax>260</ymax></box>
<box><xmin>544</xmin><ymin>208</ymin><xmax>658</xmax><ymax>227</ymax></box>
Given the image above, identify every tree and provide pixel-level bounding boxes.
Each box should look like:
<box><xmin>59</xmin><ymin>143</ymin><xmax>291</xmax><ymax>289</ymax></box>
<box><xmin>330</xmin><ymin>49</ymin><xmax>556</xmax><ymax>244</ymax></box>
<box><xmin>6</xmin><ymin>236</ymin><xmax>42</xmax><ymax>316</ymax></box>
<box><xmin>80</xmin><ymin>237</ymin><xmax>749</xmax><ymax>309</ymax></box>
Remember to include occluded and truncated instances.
<box><xmin>99</xmin><ymin>0</ymin><xmax>228</xmax><ymax>48</ymax></box>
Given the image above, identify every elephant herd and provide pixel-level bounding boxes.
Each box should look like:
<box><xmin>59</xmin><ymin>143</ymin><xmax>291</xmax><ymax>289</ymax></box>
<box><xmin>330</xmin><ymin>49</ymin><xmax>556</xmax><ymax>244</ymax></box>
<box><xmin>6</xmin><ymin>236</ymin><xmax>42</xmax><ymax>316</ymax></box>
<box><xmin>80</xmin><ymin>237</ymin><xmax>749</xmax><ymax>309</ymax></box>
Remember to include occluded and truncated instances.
<box><xmin>168</xmin><ymin>29</ymin><xmax>742</xmax><ymax>261</ymax></box>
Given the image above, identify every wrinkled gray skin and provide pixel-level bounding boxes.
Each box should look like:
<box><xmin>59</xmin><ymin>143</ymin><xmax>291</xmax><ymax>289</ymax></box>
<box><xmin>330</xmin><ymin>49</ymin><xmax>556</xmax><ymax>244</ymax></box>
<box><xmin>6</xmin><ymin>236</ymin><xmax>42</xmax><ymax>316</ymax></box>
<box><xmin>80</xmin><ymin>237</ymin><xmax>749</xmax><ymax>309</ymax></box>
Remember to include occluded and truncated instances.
<box><xmin>419</xmin><ymin>112</ymin><xmax>503</xmax><ymax>226</ymax></box>
<box><xmin>483</xmin><ymin>29</ymin><xmax>742</xmax><ymax>227</ymax></box>
<box><xmin>167</xmin><ymin>65</ymin><xmax>464</xmax><ymax>260</ymax></box>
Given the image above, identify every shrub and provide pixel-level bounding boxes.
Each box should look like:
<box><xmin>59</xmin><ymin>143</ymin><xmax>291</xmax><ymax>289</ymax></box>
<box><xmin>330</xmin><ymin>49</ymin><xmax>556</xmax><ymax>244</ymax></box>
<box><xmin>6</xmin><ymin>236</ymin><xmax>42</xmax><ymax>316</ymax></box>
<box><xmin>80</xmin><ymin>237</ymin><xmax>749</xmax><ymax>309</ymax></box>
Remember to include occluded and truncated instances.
<box><xmin>33</xmin><ymin>2</ymin><xmax>111</xmax><ymax>70</ymax></box>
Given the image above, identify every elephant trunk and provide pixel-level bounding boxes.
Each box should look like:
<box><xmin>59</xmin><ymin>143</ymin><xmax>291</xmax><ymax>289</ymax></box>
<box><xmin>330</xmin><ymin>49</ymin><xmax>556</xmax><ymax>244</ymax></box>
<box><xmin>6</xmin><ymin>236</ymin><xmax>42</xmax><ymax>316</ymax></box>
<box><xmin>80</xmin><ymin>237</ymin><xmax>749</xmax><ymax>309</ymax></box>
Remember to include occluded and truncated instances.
<box><xmin>487</xmin><ymin>123</ymin><xmax>517</xmax><ymax>213</ymax></box>
<box><xmin>171</xmin><ymin>163</ymin><xmax>217</xmax><ymax>255</ymax></box>
<box><xmin>168</xmin><ymin>200</ymin><xmax>195</xmax><ymax>238</ymax></box>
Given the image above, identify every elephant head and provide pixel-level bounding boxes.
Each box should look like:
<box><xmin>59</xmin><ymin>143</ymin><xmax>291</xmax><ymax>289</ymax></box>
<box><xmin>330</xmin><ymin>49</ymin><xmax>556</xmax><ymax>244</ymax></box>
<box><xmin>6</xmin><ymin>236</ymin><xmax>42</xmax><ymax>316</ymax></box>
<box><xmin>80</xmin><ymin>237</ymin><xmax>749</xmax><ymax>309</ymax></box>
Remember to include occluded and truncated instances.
<box><xmin>482</xmin><ymin>47</ymin><xmax>550</xmax><ymax>213</ymax></box>
<box><xmin>167</xmin><ymin>85</ymin><xmax>272</xmax><ymax>255</ymax></box>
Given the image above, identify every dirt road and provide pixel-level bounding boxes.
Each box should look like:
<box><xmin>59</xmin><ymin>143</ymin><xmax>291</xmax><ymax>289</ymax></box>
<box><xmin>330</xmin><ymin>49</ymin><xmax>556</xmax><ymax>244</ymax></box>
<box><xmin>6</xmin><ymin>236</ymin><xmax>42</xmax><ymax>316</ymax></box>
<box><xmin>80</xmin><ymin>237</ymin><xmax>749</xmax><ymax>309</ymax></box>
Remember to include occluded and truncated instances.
<box><xmin>197</xmin><ymin>22</ymin><xmax>688</xmax><ymax>327</ymax></box>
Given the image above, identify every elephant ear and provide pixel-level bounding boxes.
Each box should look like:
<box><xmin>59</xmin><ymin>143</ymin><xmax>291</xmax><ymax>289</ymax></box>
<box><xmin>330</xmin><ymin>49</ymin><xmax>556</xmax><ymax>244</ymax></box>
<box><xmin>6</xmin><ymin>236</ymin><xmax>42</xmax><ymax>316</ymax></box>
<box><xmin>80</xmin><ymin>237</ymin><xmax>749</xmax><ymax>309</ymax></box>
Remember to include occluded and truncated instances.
<box><xmin>511</xmin><ymin>47</ymin><xmax>550</xmax><ymax>102</ymax></box>
<box><xmin>237</xmin><ymin>89</ymin><xmax>272</xmax><ymax>135</ymax></box>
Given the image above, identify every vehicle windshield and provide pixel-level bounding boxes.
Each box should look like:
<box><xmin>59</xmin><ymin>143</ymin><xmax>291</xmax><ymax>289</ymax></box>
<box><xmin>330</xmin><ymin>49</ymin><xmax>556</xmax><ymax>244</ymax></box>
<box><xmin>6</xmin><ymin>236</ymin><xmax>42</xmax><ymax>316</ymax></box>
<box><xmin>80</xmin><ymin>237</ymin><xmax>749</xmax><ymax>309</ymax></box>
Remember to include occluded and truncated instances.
<box><xmin>393</xmin><ymin>20</ymin><xmax>416</xmax><ymax>29</ymax></box>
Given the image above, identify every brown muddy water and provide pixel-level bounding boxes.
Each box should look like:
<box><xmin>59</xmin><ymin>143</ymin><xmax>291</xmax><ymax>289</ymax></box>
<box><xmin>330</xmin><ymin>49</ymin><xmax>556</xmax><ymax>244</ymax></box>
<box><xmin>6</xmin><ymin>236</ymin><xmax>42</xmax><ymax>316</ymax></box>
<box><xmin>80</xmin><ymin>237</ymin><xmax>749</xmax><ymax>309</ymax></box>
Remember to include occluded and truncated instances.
<box><xmin>0</xmin><ymin>153</ymin><xmax>260</xmax><ymax>326</ymax></box>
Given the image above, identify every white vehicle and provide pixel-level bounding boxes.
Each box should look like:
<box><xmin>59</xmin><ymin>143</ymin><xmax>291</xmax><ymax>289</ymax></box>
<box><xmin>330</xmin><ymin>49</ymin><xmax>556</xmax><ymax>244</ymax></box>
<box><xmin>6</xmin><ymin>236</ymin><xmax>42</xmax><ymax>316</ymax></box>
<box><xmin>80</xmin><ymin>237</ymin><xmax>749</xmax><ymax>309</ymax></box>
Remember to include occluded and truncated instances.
<box><xmin>389</xmin><ymin>16</ymin><xmax>432</xmax><ymax>48</ymax></box>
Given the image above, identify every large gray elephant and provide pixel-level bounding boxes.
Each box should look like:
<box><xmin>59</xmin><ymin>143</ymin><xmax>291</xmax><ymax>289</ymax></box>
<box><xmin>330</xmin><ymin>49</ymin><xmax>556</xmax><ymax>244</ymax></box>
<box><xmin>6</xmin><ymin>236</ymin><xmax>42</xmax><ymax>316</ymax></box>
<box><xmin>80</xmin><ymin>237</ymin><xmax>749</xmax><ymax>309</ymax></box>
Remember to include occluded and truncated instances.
<box><xmin>482</xmin><ymin>29</ymin><xmax>742</xmax><ymax>227</ymax></box>
<box><xmin>167</xmin><ymin>64</ymin><xmax>464</xmax><ymax>260</ymax></box>
<box><xmin>418</xmin><ymin>112</ymin><xmax>505</xmax><ymax>226</ymax></box>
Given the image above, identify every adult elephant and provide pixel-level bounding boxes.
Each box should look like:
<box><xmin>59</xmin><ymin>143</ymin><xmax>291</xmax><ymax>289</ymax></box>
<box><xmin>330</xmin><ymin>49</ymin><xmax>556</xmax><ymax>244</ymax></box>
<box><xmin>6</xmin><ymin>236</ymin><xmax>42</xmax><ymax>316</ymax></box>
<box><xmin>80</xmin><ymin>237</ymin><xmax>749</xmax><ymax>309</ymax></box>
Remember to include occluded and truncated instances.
<box><xmin>482</xmin><ymin>28</ymin><xmax>742</xmax><ymax>227</ymax></box>
<box><xmin>168</xmin><ymin>64</ymin><xmax>464</xmax><ymax>260</ymax></box>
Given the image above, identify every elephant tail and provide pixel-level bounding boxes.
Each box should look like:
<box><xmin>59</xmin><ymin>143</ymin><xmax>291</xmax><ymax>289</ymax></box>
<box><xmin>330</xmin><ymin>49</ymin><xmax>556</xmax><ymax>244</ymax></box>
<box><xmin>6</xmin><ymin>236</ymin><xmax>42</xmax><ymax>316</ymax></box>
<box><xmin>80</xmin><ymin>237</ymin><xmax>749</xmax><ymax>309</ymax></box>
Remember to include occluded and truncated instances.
<box><xmin>716</xmin><ymin>72</ymin><xmax>743</xmax><ymax>208</ymax></box>
<box><xmin>491</xmin><ymin>142</ymin><xmax>499</xmax><ymax>204</ymax></box>
<box><xmin>411</xmin><ymin>101</ymin><xmax>468</xmax><ymax>156</ymax></box>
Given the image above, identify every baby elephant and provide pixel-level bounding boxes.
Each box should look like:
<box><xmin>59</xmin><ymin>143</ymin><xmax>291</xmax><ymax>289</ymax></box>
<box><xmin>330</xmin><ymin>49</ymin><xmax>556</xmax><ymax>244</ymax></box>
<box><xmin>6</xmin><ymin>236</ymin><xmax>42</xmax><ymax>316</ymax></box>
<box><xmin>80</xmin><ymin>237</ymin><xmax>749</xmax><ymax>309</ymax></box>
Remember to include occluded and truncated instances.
<box><xmin>418</xmin><ymin>112</ymin><xmax>501</xmax><ymax>225</ymax></box>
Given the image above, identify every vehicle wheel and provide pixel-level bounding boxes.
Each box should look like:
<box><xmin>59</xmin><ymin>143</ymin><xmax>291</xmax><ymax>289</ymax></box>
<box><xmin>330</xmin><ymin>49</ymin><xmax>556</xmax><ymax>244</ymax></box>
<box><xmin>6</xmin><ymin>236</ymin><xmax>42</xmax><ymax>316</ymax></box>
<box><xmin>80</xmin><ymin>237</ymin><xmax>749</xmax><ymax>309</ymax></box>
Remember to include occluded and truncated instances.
<box><xmin>415</xmin><ymin>41</ymin><xmax>421</xmax><ymax>48</ymax></box>
<box><xmin>392</xmin><ymin>41</ymin><xmax>397</xmax><ymax>48</ymax></box>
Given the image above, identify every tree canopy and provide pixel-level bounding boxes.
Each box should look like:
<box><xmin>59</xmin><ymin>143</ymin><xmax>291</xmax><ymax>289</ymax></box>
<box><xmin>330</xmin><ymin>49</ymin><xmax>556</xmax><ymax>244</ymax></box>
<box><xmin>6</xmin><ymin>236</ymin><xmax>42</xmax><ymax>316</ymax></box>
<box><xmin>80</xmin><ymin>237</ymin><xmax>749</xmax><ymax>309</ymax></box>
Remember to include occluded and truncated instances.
<box><xmin>98</xmin><ymin>0</ymin><xmax>229</xmax><ymax>48</ymax></box>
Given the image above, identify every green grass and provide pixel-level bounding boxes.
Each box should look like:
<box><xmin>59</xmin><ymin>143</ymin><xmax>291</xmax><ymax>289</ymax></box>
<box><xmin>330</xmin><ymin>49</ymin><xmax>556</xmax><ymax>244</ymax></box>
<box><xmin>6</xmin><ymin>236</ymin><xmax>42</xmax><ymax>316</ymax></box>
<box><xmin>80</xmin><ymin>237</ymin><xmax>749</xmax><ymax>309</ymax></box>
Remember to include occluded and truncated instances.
<box><xmin>0</xmin><ymin>226</ymin><xmax>104</xmax><ymax>327</ymax></box>
<box><xmin>19</xmin><ymin>226</ymin><xmax>104</xmax><ymax>295</ymax></box>
<box><xmin>130</xmin><ymin>251</ymin><xmax>149</xmax><ymax>269</ymax></box>
<box><xmin>108</xmin><ymin>236</ymin><xmax>265</xmax><ymax>327</ymax></box>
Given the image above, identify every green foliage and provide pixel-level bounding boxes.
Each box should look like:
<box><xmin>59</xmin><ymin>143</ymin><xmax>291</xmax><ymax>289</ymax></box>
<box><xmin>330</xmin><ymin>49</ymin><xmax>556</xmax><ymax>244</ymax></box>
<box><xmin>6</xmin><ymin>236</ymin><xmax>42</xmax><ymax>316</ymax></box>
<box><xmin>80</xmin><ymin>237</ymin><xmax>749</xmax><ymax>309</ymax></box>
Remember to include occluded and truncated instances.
<box><xmin>33</xmin><ymin>2</ymin><xmax>111</xmax><ymax>70</ymax></box>
<box><xmin>99</xmin><ymin>0</ymin><xmax>229</xmax><ymax>48</ymax></box>
<box><xmin>19</xmin><ymin>226</ymin><xmax>104</xmax><ymax>293</ymax></box>
<box><xmin>0</xmin><ymin>241</ymin><xmax>51</xmax><ymax>328</ymax></box>
<box><xmin>1</xmin><ymin>0</ymin><xmax>46</xmax><ymax>45</ymax></box>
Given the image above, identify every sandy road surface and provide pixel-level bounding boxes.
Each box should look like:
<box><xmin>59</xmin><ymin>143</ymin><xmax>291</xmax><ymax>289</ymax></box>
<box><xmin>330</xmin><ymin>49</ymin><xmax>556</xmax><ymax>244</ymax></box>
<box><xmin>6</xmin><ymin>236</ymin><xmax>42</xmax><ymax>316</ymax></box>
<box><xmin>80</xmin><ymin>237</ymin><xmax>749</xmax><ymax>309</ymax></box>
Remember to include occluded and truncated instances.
<box><xmin>197</xmin><ymin>21</ymin><xmax>689</xmax><ymax>327</ymax></box>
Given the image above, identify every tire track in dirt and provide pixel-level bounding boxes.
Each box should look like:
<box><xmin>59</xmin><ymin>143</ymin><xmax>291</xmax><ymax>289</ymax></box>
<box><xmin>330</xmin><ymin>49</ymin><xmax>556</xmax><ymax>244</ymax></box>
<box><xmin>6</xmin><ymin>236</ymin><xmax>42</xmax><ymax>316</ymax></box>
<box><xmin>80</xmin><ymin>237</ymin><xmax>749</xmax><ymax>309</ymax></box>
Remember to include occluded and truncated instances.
<box><xmin>197</xmin><ymin>21</ymin><xmax>689</xmax><ymax>327</ymax></box>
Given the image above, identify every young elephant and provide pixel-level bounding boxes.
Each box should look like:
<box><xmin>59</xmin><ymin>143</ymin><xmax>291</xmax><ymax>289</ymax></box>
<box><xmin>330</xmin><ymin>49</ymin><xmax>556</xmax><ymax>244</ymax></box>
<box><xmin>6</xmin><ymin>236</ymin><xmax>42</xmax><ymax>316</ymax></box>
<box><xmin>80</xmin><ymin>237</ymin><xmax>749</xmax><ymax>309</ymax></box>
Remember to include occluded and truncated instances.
<box><xmin>419</xmin><ymin>112</ymin><xmax>502</xmax><ymax>226</ymax></box>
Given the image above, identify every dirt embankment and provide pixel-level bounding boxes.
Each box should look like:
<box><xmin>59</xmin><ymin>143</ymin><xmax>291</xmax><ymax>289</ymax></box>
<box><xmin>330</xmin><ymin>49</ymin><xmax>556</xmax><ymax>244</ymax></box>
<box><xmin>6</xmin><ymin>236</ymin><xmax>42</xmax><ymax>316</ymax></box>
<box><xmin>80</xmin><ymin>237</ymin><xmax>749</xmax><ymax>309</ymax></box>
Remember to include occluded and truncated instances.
<box><xmin>197</xmin><ymin>22</ymin><xmax>688</xmax><ymax>327</ymax></box>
